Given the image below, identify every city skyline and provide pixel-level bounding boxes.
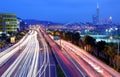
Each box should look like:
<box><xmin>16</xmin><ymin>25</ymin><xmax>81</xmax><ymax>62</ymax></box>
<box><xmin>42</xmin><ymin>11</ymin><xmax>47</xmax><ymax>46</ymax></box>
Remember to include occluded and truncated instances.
<box><xmin>0</xmin><ymin>0</ymin><xmax>120</xmax><ymax>23</ymax></box>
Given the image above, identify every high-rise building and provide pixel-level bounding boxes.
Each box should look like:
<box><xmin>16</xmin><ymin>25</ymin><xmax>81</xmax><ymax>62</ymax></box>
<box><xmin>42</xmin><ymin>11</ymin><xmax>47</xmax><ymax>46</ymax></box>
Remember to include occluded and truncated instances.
<box><xmin>92</xmin><ymin>3</ymin><xmax>100</xmax><ymax>25</ymax></box>
<box><xmin>96</xmin><ymin>3</ymin><xmax>99</xmax><ymax>24</ymax></box>
<box><xmin>0</xmin><ymin>13</ymin><xmax>19</xmax><ymax>34</ymax></box>
<box><xmin>109</xmin><ymin>16</ymin><xmax>112</xmax><ymax>24</ymax></box>
<box><xmin>92</xmin><ymin>15</ymin><xmax>97</xmax><ymax>25</ymax></box>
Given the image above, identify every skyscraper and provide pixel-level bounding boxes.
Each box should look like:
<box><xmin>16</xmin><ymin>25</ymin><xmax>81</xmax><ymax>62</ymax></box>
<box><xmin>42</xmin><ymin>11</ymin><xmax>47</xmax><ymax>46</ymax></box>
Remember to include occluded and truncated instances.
<box><xmin>96</xmin><ymin>3</ymin><xmax>99</xmax><ymax>24</ymax></box>
<box><xmin>92</xmin><ymin>3</ymin><xmax>100</xmax><ymax>25</ymax></box>
<box><xmin>109</xmin><ymin>16</ymin><xmax>112</xmax><ymax>24</ymax></box>
<box><xmin>92</xmin><ymin>15</ymin><xmax>97</xmax><ymax>25</ymax></box>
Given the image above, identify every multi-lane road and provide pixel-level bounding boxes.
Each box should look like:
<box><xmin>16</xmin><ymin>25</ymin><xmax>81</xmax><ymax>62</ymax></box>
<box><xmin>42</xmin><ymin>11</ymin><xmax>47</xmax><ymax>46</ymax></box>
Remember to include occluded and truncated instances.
<box><xmin>0</xmin><ymin>27</ymin><xmax>57</xmax><ymax>77</ymax></box>
<box><xmin>40</xmin><ymin>27</ymin><xmax>89</xmax><ymax>77</ymax></box>
<box><xmin>55</xmin><ymin>39</ymin><xmax>120</xmax><ymax>77</ymax></box>
<box><xmin>0</xmin><ymin>25</ymin><xmax>120</xmax><ymax>77</ymax></box>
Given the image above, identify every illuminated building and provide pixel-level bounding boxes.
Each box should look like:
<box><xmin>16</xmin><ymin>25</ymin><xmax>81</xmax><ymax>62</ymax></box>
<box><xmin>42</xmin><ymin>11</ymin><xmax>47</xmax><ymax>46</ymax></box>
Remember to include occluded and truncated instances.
<box><xmin>0</xmin><ymin>13</ymin><xmax>19</xmax><ymax>34</ymax></box>
<box><xmin>92</xmin><ymin>3</ymin><xmax>99</xmax><ymax>25</ymax></box>
<box><xmin>92</xmin><ymin>15</ymin><xmax>97</xmax><ymax>25</ymax></box>
<box><xmin>96</xmin><ymin>3</ymin><xmax>99</xmax><ymax>24</ymax></box>
<box><xmin>109</xmin><ymin>16</ymin><xmax>112</xmax><ymax>24</ymax></box>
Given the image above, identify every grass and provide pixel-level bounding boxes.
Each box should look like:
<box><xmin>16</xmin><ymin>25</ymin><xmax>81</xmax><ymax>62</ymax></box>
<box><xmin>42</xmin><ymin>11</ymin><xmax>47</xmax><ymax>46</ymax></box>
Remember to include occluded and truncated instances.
<box><xmin>57</xmin><ymin>65</ymin><xmax>65</xmax><ymax>77</ymax></box>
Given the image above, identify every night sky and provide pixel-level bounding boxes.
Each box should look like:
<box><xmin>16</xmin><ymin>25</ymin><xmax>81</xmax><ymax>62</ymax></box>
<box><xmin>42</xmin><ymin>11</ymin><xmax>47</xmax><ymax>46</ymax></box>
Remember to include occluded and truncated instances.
<box><xmin>0</xmin><ymin>0</ymin><xmax>120</xmax><ymax>23</ymax></box>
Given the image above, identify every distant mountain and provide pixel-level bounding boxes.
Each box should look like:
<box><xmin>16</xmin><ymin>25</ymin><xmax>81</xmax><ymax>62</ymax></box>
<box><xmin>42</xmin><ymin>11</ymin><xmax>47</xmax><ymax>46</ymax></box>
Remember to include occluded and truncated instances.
<box><xmin>65</xmin><ymin>22</ymin><xmax>85</xmax><ymax>27</ymax></box>
<box><xmin>17</xmin><ymin>17</ymin><xmax>29</xmax><ymax>31</ymax></box>
<box><xmin>24</xmin><ymin>19</ymin><xmax>63</xmax><ymax>26</ymax></box>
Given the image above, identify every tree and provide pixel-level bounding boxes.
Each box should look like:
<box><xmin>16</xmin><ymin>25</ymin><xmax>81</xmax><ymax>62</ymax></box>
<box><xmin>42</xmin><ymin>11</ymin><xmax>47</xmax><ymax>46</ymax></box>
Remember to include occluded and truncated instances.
<box><xmin>103</xmin><ymin>45</ymin><xmax>117</xmax><ymax>65</ymax></box>
<box><xmin>82</xmin><ymin>35</ymin><xmax>96</xmax><ymax>52</ymax></box>
<box><xmin>65</xmin><ymin>31</ymin><xmax>73</xmax><ymax>41</ymax></box>
<box><xmin>72</xmin><ymin>32</ymin><xmax>80</xmax><ymax>45</ymax></box>
<box><xmin>96</xmin><ymin>41</ymin><xmax>106</xmax><ymax>57</ymax></box>
<box><xmin>114</xmin><ymin>55</ymin><xmax>120</xmax><ymax>71</ymax></box>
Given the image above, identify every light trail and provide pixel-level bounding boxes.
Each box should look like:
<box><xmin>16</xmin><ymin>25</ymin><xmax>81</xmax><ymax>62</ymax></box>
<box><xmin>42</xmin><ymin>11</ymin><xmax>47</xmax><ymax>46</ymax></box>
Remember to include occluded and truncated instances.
<box><xmin>1</xmin><ymin>30</ymin><xmax>40</xmax><ymax>77</ymax></box>
<box><xmin>40</xmin><ymin>27</ymin><xmax>83</xmax><ymax>77</ymax></box>
<box><xmin>0</xmin><ymin>30</ymin><xmax>32</xmax><ymax>58</ymax></box>
<box><xmin>60</xmin><ymin>40</ymin><xmax>120</xmax><ymax>77</ymax></box>
<box><xmin>35</xmin><ymin>29</ymin><xmax>51</xmax><ymax>77</ymax></box>
<box><xmin>55</xmin><ymin>40</ymin><xmax>99</xmax><ymax>77</ymax></box>
<box><xmin>0</xmin><ymin>30</ymin><xmax>34</xmax><ymax>67</ymax></box>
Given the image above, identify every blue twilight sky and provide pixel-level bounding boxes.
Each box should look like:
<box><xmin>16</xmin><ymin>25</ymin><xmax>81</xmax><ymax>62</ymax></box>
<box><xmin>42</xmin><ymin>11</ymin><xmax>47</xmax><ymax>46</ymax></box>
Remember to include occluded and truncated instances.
<box><xmin>0</xmin><ymin>0</ymin><xmax>120</xmax><ymax>23</ymax></box>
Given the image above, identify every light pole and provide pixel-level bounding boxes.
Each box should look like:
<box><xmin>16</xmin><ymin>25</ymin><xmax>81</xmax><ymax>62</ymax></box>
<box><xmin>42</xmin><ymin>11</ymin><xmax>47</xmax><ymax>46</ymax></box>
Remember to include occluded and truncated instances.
<box><xmin>59</xmin><ymin>36</ymin><xmax>61</xmax><ymax>49</ymax></box>
<box><xmin>60</xmin><ymin>36</ymin><xmax>61</xmax><ymax>45</ymax></box>
<box><xmin>117</xmin><ymin>39</ymin><xmax>119</xmax><ymax>56</ymax></box>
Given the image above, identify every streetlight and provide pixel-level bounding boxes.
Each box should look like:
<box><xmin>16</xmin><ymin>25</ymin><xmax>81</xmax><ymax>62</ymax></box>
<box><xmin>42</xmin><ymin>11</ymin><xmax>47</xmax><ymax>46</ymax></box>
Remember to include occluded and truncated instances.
<box><xmin>117</xmin><ymin>39</ymin><xmax>119</xmax><ymax>56</ymax></box>
<box><xmin>109</xmin><ymin>36</ymin><xmax>113</xmax><ymax>43</ymax></box>
<box><xmin>109</xmin><ymin>36</ymin><xmax>113</xmax><ymax>40</ymax></box>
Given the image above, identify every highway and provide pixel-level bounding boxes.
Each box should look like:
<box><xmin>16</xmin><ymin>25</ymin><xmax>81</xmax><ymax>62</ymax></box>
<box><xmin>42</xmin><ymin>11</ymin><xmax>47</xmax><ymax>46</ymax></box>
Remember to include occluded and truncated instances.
<box><xmin>40</xmin><ymin>27</ymin><xmax>88</xmax><ymax>77</ymax></box>
<box><xmin>0</xmin><ymin>30</ymin><xmax>32</xmax><ymax>68</ymax></box>
<box><xmin>36</xmin><ymin>27</ymin><xmax>57</xmax><ymax>77</ymax></box>
<box><xmin>0</xmin><ymin>30</ymin><xmax>39</xmax><ymax>77</ymax></box>
<box><xmin>0</xmin><ymin>27</ymin><xmax>57</xmax><ymax>77</ymax></box>
<box><xmin>55</xmin><ymin>39</ymin><xmax>120</xmax><ymax>77</ymax></box>
<box><xmin>1</xmin><ymin>25</ymin><xmax>119</xmax><ymax>77</ymax></box>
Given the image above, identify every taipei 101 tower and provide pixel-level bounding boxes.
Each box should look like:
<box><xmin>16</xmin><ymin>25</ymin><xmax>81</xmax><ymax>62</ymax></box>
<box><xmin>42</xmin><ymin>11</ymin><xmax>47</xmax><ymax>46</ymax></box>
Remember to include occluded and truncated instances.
<box><xmin>92</xmin><ymin>3</ymin><xmax>100</xmax><ymax>25</ymax></box>
<box><xmin>96</xmin><ymin>3</ymin><xmax>99</xmax><ymax>24</ymax></box>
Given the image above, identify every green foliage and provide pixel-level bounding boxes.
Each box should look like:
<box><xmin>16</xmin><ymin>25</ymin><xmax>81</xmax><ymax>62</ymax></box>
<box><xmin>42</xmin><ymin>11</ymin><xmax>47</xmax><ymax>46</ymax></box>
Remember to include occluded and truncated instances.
<box><xmin>103</xmin><ymin>45</ymin><xmax>117</xmax><ymax>58</ymax></box>
<box><xmin>72</xmin><ymin>32</ymin><xmax>80</xmax><ymax>45</ymax></box>
<box><xmin>97</xmin><ymin>41</ymin><xmax>106</xmax><ymax>51</ymax></box>
<box><xmin>57</xmin><ymin>65</ymin><xmax>65</xmax><ymax>77</ymax></box>
<box><xmin>0</xmin><ymin>42</ymin><xmax>6</xmax><ymax>48</ymax></box>
<box><xmin>65</xmin><ymin>31</ymin><xmax>73</xmax><ymax>41</ymax></box>
<box><xmin>114</xmin><ymin>55</ymin><xmax>120</xmax><ymax>71</ymax></box>
<box><xmin>20</xmin><ymin>32</ymin><xmax>25</xmax><ymax>36</ymax></box>
<box><xmin>50</xmin><ymin>30</ymin><xmax>120</xmax><ymax>72</ymax></box>
<box><xmin>82</xmin><ymin>35</ymin><xmax>96</xmax><ymax>46</ymax></box>
<box><xmin>82</xmin><ymin>35</ymin><xmax>96</xmax><ymax>52</ymax></box>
